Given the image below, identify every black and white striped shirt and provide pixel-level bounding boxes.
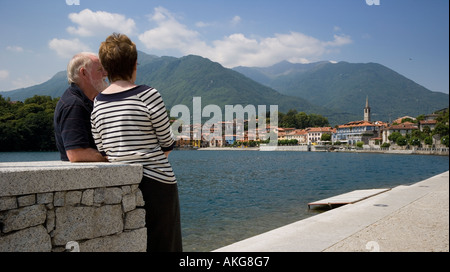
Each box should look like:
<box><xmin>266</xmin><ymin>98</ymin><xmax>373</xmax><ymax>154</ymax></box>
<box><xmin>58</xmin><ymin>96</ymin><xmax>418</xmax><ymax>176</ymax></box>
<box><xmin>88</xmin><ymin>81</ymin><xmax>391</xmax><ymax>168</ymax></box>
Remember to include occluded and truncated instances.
<box><xmin>91</xmin><ymin>85</ymin><xmax>176</xmax><ymax>184</ymax></box>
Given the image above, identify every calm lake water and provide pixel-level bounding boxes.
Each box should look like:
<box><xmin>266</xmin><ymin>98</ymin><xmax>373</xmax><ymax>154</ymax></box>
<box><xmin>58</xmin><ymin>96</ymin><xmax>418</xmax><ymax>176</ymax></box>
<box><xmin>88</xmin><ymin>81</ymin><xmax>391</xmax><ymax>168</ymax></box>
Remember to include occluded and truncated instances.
<box><xmin>1</xmin><ymin>150</ymin><xmax>449</xmax><ymax>252</ymax></box>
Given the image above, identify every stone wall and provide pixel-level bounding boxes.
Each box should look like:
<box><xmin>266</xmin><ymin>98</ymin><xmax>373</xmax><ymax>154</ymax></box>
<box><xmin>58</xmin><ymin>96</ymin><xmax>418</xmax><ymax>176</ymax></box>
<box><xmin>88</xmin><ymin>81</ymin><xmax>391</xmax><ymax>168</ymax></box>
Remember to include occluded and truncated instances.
<box><xmin>0</xmin><ymin>161</ymin><xmax>146</xmax><ymax>252</ymax></box>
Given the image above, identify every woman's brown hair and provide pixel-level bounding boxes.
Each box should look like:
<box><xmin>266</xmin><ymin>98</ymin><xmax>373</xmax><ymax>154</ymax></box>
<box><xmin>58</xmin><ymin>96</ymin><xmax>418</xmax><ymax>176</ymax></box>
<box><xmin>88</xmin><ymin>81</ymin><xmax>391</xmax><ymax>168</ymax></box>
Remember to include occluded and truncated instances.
<box><xmin>99</xmin><ymin>33</ymin><xmax>137</xmax><ymax>82</ymax></box>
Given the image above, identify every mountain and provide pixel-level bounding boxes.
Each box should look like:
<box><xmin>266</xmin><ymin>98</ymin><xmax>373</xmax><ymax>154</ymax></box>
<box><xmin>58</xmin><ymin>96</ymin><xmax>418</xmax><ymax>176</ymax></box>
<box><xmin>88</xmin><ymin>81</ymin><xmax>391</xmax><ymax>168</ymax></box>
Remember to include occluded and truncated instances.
<box><xmin>0</xmin><ymin>71</ymin><xmax>68</xmax><ymax>102</ymax></box>
<box><xmin>234</xmin><ymin>61</ymin><xmax>449</xmax><ymax>122</ymax></box>
<box><xmin>135</xmin><ymin>54</ymin><xmax>326</xmax><ymax>115</ymax></box>
<box><xmin>4</xmin><ymin>52</ymin><xmax>445</xmax><ymax>125</ymax></box>
<box><xmin>1</xmin><ymin>52</ymin><xmax>334</xmax><ymax>122</ymax></box>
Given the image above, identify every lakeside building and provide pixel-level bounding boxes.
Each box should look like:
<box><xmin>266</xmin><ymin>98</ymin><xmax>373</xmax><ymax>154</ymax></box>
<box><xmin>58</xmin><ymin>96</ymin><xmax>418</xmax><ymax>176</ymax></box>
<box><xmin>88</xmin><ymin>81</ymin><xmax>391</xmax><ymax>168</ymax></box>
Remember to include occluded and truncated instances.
<box><xmin>285</xmin><ymin>129</ymin><xmax>308</xmax><ymax>144</ymax></box>
<box><xmin>332</xmin><ymin>120</ymin><xmax>385</xmax><ymax>145</ymax></box>
<box><xmin>392</xmin><ymin>116</ymin><xmax>416</xmax><ymax>124</ymax></box>
<box><xmin>331</xmin><ymin>97</ymin><xmax>387</xmax><ymax>145</ymax></box>
<box><xmin>419</xmin><ymin>119</ymin><xmax>437</xmax><ymax>132</ymax></box>
<box><xmin>277</xmin><ymin>128</ymin><xmax>296</xmax><ymax>140</ymax></box>
<box><xmin>306</xmin><ymin>127</ymin><xmax>335</xmax><ymax>145</ymax></box>
<box><xmin>381</xmin><ymin>122</ymin><xmax>419</xmax><ymax>143</ymax></box>
<box><xmin>172</xmin><ymin>98</ymin><xmax>446</xmax><ymax>149</ymax></box>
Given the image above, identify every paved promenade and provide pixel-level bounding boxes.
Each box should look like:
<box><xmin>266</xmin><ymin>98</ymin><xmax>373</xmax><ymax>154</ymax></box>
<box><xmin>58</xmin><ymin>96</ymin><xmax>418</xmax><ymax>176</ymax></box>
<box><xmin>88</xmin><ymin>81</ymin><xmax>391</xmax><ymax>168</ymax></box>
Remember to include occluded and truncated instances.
<box><xmin>214</xmin><ymin>171</ymin><xmax>449</xmax><ymax>252</ymax></box>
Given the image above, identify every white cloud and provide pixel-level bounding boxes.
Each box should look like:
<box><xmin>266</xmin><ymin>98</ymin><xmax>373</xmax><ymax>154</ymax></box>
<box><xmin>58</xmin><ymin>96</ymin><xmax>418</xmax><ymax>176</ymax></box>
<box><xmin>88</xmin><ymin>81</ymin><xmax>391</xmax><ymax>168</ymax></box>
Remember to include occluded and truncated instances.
<box><xmin>6</xmin><ymin>46</ymin><xmax>24</xmax><ymax>53</ymax></box>
<box><xmin>48</xmin><ymin>38</ymin><xmax>92</xmax><ymax>59</ymax></box>
<box><xmin>195</xmin><ymin>21</ymin><xmax>212</xmax><ymax>28</ymax></box>
<box><xmin>230</xmin><ymin>16</ymin><xmax>241</xmax><ymax>26</ymax></box>
<box><xmin>0</xmin><ymin>70</ymin><xmax>9</xmax><ymax>80</ymax></box>
<box><xmin>139</xmin><ymin>7</ymin><xmax>201</xmax><ymax>51</ymax></box>
<box><xmin>67</xmin><ymin>9</ymin><xmax>136</xmax><ymax>37</ymax></box>
<box><xmin>196</xmin><ymin>32</ymin><xmax>349</xmax><ymax>67</ymax></box>
<box><xmin>138</xmin><ymin>7</ymin><xmax>352</xmax><ymax>68</ymax></box>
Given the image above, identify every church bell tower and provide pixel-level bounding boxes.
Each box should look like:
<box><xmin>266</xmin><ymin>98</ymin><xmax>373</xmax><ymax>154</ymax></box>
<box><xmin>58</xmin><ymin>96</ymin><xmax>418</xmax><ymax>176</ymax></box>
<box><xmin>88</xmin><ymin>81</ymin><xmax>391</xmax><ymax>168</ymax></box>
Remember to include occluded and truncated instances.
<box><xmin>364</xmin><ymin>96</ymin><xmax>371</xmax><ymax>122</ymax></box>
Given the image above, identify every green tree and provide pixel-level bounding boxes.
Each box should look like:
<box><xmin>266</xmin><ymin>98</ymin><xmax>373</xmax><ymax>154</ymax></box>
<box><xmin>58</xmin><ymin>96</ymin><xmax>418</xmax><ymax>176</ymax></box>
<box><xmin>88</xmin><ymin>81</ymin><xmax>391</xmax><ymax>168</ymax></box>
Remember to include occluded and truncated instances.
<box><xmin>409</xmin><ymin>137</ymin><xmax>421</xmax><ymax>146</ymax></box>
<box><xmin>388</xmin><ymin>132</ymin><xmax>402</xmax><ymax>143</ymax></box>
<box><xmin>424</xmin><ymin>136</ymin><xmax>433</xmax><ymax>146</ymax></box>
<box><xmin>433</xmin><ymin>122</ymin><xmax>449</xmax><ymax>137</ymax></box>
<box><xmin>321</xmin><ymin>133</ymin><xmax>331</xmax><ymax>142</ymax></box>
<box><xmin>441</xmin><ymin>135</ymin><xmax>449</xmax><ymax>147</ymax></box>
<box><xmin>0</xmin><ymin>95</ymin><xmax>58</xmax><ymax>151</ymax></box>
<box><xmin>278</xmin><ymin>109</ymin><xmax>329</xmax><ymax>129</ymax></box>
<box><xmin>396</xmin><ymin>136</ymin><xmax>407</xmax><ymax>146</ymax></box>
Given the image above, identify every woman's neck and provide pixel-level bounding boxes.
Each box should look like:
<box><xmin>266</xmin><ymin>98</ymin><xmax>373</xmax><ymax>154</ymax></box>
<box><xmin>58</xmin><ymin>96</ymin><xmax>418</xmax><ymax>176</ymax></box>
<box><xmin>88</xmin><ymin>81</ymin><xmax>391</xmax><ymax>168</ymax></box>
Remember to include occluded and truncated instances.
<box><xmin>102</xmin><ymin>79</ymin><xmax>137</xmax><ymax>94</ymax></box>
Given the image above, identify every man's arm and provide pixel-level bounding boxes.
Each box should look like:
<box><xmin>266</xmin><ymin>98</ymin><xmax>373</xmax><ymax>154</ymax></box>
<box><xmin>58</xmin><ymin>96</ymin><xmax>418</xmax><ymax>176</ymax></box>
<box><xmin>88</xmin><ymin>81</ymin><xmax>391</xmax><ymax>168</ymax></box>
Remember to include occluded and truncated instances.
<box><xmin>66</xmin><ymin>148</ymin><xmax>108</xmax><ymax>162</ymax></box>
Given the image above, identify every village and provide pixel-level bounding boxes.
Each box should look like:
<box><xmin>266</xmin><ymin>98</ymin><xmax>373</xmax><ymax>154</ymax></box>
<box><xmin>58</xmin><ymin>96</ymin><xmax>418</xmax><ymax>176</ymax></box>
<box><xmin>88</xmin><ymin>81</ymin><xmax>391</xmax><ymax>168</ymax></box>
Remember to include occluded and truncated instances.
<box><xmin>173</xmin><ymin>97</ymin><xmax>449</xmax><ymax>152</ymax></box>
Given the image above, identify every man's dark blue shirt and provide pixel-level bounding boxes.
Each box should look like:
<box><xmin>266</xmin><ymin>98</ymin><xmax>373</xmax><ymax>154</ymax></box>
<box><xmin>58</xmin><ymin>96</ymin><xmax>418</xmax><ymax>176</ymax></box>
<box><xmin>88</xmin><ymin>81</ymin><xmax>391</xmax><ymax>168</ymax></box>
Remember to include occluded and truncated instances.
<box><xmin>54</xmin><ymin>83</ymin><xmax>97</xmax><ymax>161</ymax></box>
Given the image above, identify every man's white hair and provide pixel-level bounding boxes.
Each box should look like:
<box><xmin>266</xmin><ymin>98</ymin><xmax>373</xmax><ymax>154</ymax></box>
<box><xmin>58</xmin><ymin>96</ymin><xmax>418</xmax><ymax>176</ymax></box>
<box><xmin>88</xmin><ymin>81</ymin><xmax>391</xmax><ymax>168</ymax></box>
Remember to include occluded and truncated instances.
<box><xmin>67</xmin><ymin>52</ymin><xmax>98</xmax><ymax>85</ymax></box>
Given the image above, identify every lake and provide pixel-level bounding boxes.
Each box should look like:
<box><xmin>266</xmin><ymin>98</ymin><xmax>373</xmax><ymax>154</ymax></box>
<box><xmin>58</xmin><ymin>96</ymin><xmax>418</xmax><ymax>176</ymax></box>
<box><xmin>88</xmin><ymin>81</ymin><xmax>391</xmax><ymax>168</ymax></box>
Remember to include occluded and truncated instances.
<box><xmin>0</xmin><ymin>150</ymin><xmax>448</xmax><ymax>251</ymax></box>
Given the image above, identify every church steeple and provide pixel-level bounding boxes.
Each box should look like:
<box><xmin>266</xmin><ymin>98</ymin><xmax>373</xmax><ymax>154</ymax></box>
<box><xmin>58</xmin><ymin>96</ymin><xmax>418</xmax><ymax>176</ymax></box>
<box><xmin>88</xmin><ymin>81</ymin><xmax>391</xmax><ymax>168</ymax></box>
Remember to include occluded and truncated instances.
<box><xmin>364</xmin><ymin>96</ymin><xmax>371</xmax><ymax>122</ymax></box>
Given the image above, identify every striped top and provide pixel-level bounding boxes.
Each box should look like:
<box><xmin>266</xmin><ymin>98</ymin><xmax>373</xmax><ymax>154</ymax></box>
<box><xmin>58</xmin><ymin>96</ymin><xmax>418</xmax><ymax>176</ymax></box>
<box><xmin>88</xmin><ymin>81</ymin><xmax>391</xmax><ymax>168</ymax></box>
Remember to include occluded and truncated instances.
<box><xmin>91</xmin><ymin>85</ymin><xmax>176</xmax><ymax>184</ymax></box>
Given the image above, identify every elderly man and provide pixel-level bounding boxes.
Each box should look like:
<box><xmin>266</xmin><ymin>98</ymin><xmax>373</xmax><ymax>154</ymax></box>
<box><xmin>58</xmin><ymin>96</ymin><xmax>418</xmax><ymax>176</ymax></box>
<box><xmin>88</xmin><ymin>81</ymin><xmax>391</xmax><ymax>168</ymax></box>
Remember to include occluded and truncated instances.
<box><xmin>54</xmin><ymin>52</ymin><xmax>109</xmax><ymax>162</ymax></box>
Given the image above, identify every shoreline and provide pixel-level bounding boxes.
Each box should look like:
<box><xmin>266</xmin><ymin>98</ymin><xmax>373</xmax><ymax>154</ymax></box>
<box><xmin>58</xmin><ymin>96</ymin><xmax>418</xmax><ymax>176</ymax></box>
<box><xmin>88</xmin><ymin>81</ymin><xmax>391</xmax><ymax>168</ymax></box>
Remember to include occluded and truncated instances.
<box><xmin>197</xmin><ymin>147</ymin><xmax>259</xmax><ymax>151</ymax></box>
<box><xmin>195</xmin><ymin>146</ymin><xmax>449</xmax><ymax>156</ymax></box>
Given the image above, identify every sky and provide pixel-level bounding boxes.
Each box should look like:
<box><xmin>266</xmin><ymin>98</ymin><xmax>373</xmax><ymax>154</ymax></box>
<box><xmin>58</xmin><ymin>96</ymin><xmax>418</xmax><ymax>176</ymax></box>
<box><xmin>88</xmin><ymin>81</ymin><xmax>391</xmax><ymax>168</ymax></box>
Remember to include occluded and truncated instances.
<box><xmin>0</xmin><ymin>0</ymin><xmax>448</xmax><ymax>94</ymax></box>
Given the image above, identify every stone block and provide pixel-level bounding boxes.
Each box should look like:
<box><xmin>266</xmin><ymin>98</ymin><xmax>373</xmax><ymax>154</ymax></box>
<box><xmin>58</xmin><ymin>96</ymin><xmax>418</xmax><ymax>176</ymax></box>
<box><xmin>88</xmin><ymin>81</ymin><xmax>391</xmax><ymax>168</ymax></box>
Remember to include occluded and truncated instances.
<box><xmin>0</xmin><ymin>161</ymin><xmax>143</xmax><ymax>197</ymax></box>
<box><xmin>46</xmin><ymin>209</ymin><xmax>55</xmax><ymax>233</ymax></box>
<box><xmin>65</xmin><ymin>191</ymin><xmax>82</xmax><ymax>206</ymax></box>
<box><xmin>37</xmin><ymin>192</ymin><xmax>53</xmax><ymax>205</ymax></box>
<box><xmin>135</xmin><ymin>189</ymin><xmax>145</xmax><ymax>207</ymax></box>
<box><xmin>81</xmin><ymin>189</ymin><xmax>94</xmax><ymax>206</ymax></box>
<box><xmin>122</xmin><ymin>193</ymin><xmax>136</xmax><ymax>213</ymax></box>
<box><xmin>0</xmin><ymin>225</ymin><xmax>51</xmax><ymax>252</ymax></box>
<box><xmin>121</xmin><ymin>185</ymin><xmax>131</xmax><ymax>195</ymax></box>
<box><xmin>94</xmin><ymin>187</ymin><xmax>122</xmax><ymax>204</ymax></box>
<box><xmin>0</xmin><ymin>196</ymin><xmax>16</xmax><ymax>211</ymax></box>
<box><xmin>2</xmin><ymin>204</ymin><xmax>47</xmax><ymax>233</ymax></box>
<box><xmin>53</xmin><ymin>204</ymin><xmax>123</xmax><ymax>245</ymax></box>
<box><xmin>124</xmin><ymin>208</ymin><xmax>146</xmax><ymax>230</ymax></box>
<box><xmin>79</xmin><ymin>228</ymin><xmax>147</xmax><ymax>252</ymax></box>
<box><xmin>17</xmin><ymin>194</ymin><xmax>36</xmax><ymax>207</ymax></box>
<box><xmin>53</xmin><ymin>191</ymin><xmax>65</xmax><ymax>207</ymax></box>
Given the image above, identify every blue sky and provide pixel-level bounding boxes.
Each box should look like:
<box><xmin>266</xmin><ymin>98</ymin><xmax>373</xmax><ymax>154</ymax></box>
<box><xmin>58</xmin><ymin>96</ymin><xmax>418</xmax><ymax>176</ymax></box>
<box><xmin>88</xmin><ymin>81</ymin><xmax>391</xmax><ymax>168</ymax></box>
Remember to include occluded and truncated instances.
<box><xmin>0</xmin><ymin>0</ymin><xmax>448</xmax><ymax>94</ymax></box>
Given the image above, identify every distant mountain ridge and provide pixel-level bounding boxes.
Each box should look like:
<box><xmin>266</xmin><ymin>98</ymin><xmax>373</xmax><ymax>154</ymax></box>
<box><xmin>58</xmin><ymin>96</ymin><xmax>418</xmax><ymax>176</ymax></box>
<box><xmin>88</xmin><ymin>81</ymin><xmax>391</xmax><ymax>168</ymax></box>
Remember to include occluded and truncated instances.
<box><xmin>1</xmin><ymin>51</ymin><xmax>448</xmax><ymax>125</ymax></box>
<box><xmin>0</xmin><ymin>52</ymin><xmax>332</xmax><ymax>120</ymax></box>
<box><xmin>134</xmin><ymin>54</ymin><xmax>326</xmax><ymax>115</ymax></box>
<box><xmin>234</xmin><ymin>61</ymin><xmax>449</xmax><ymax>122</ymax></box>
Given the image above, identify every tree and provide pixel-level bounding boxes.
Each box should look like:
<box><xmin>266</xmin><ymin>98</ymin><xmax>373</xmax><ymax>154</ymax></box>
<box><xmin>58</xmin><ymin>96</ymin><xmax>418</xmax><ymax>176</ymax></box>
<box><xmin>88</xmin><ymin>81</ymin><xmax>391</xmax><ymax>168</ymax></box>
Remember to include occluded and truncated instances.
<box><xmin>441</xmin><ymin>135</ymin><xmax>449</xmax><ymax>147</ymax></box>
<box><xmin>0</xmin><ymin>95</ymin><xmax>58</xmax><ymax>151</ymax></box>
<box><xmin>433</xmin><ymin>122</ymin><xmax>449</xmax><ymax>137</ymax></box>
<box><xmin>409</xmin><ymin>137</ymin><xmax>421</xmax><ymax>147</ymax></box>
<box><xmin>396</xmin><ymin>136</ymin><xmax>407</xmax><ymax>146</ymax></box>
<box><xmin>424</xmin><ymin>136</ymin><xmax>433</xmax><ymax>146</ymax></box>
<box><xmin>388</xmin><ymin>132</ymin><xmax>402</xmax><ymax>143</ymax></box>
<box><xmin>381</xmin><ymin>142</ymin><xmax>390</xmax><ymax>148</ymax></box>
<box><xmin>278</xmin><ymin>109</ymin><xmax>329</xmax><ymax>129</ymax></box>
<box><xmin>321</xmin><ymin>133</ymin><xmax>331</xmax><ymax>142</ymax></box>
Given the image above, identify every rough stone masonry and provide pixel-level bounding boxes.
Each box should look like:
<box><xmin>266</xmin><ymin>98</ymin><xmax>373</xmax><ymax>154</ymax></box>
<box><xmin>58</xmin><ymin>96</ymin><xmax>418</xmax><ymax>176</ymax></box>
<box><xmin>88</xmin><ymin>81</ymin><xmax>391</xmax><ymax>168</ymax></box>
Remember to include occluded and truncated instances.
<box><xmin>0</xmin><ymin>161</ymin><xmax>147</xmax><ymax>252</ymax></box>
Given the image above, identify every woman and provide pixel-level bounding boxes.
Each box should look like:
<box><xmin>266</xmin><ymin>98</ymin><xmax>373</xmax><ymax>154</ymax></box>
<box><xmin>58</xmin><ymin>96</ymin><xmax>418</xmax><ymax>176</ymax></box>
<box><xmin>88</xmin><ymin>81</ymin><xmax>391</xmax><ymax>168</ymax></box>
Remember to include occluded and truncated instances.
<box><xmin>91</xmin><ymin>33</ymin><xmax>182</xmax><ymax>252</ymax></box>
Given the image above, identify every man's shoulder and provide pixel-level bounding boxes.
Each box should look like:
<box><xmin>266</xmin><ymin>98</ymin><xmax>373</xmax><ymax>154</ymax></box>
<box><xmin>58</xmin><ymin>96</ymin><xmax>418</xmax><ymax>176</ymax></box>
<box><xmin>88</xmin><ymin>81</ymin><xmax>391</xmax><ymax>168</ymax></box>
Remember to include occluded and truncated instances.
<box><xmin>57</xmin><ymin>85</ymin><xmax>87</xmax><ymax>108</ymax></box>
